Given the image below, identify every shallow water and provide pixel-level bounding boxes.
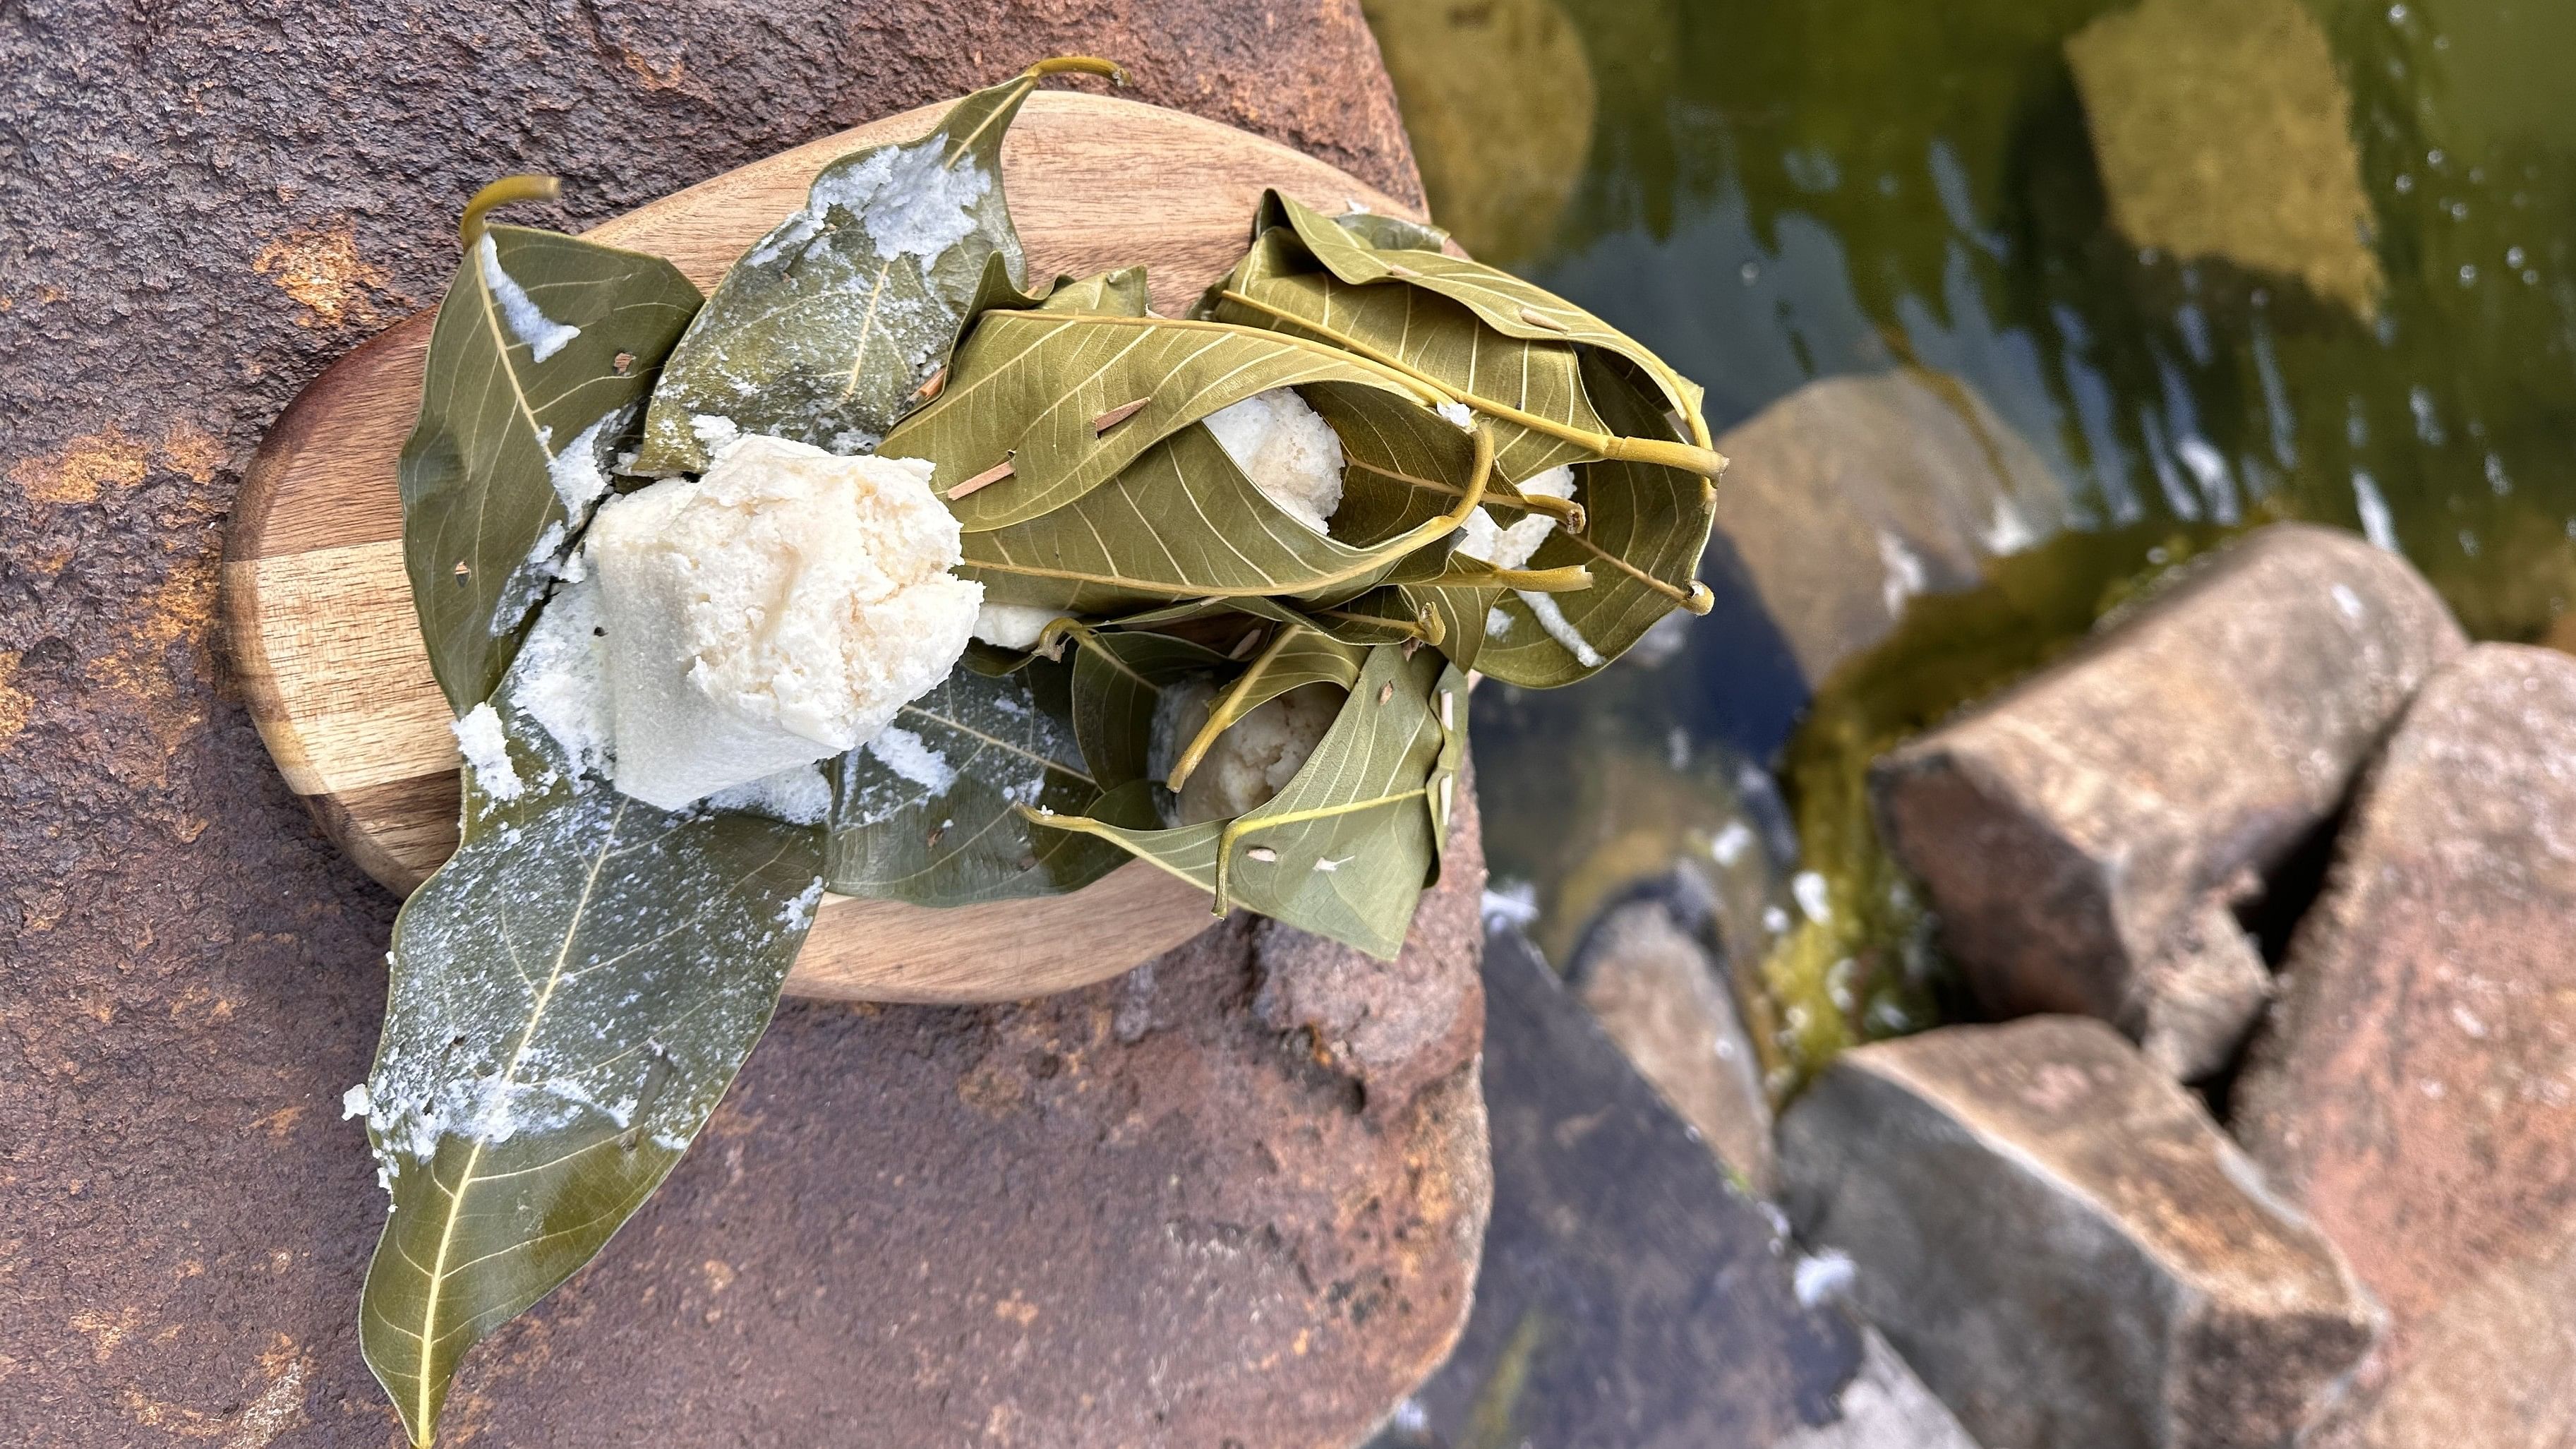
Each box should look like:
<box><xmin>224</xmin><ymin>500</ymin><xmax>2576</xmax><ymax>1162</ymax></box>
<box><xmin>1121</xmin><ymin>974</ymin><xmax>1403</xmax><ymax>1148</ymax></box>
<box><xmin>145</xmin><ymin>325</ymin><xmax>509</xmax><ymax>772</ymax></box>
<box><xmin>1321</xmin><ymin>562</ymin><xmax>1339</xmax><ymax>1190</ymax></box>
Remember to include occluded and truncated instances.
<box><xmin>1369</xmin><ymin>0</ymin><xmax>2576</xmax><ymax>1081</ymax></box>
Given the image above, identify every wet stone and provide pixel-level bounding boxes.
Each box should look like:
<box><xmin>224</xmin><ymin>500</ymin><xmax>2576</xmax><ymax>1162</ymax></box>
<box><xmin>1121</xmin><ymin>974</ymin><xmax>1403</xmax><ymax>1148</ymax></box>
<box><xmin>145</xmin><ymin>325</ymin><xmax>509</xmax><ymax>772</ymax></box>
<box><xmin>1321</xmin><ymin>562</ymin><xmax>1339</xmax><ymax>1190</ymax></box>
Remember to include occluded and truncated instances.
<box><xmin>2234</xmin><ymin>644</ymin><xmax>2576</xmax><ymax>1449</ymax></box>
<box><xmin>1708</xmin><ymin>368</ymin><xmax>2074</xmax><ymax>687</ymax></box>
<box><xmin>1872</xmin><ymin>524</ymin><xmax>2465</xmax><ymax>1079</ymax></box>
<box><xmin>1778</xmin><ymin>1016</ymin><xmax>2378</xmax><ymax>1449</ymax></box>
<box><xmin>1376</xmin><ymin>929</ymin><xmax>1977</xmax><ymax>1448</ymax></box>
<box><xmin>1570</xmin><ymin>884</ymin><xmax>1775</xmax><ymax>1193</ymax></box>
<box><xmin>2066</xmin><ymin>0</ymin><xmax>2383</xmax><ymax>322</ymax></box>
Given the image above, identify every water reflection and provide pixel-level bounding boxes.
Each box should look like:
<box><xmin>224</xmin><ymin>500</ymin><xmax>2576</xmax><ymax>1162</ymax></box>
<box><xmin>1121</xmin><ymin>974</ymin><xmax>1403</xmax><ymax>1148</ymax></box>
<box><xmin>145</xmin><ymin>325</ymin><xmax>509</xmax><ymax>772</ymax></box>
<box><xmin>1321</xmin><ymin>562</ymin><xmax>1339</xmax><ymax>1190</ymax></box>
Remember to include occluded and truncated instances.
<box><xmin>1371</xmin><ymin>0</ymin><xmax>2576</xmax><ymax>1073</ymax></box>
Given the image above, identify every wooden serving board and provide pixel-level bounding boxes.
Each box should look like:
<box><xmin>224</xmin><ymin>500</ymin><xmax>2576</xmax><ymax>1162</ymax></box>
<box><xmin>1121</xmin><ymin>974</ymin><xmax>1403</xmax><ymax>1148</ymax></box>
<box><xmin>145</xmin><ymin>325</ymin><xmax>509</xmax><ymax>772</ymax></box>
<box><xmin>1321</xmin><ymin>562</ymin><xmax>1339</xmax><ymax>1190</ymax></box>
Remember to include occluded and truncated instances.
<box><xmin>223</xmin><ymin>89</ymin><xmax>1423</xmax><ymax>1003</ymax></box>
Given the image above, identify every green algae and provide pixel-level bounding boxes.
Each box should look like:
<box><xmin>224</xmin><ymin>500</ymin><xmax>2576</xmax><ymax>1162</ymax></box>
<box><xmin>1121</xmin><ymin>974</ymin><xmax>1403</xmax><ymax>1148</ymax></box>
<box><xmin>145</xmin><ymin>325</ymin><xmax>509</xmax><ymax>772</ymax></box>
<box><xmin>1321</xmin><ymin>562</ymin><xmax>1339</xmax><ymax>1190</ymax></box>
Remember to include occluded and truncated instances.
<box><xmin>1760</xmin><ymin>520</ymin><xmax>2237</xmax><ymax>1086</ymax></box>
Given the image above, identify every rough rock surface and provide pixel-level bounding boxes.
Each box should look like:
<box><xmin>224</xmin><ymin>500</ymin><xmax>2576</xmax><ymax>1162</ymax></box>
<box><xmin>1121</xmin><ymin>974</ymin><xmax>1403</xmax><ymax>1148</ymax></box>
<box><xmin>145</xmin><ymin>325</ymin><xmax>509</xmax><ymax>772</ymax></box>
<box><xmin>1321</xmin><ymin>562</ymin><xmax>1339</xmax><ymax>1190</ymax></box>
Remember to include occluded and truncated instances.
<box><xmin>1376</xmin><ymin>930</ymin><xmax>1978</xmax><ymax>1448</ymax></box>
<box><xmin>2235</xmin><ymin>644</ymin><xmax>2576</xmax><ymax>1448</ymax></box>
<box><xmin>0</xmin><ymin>5</ymin><xmax>1480</xmax><ymax>1445</ymax></box>
<box><xmin>1872</xmin><ymin>524</ymin><xmax>2464</xmax><ymax>1078</ymax></box>
<box><xmin>1778</xmin><ymin>1016</ymin><xmax>2378</xmax><ymax>1449</ymax></box>
<box><xmin>1571</xmin><ymin>893</ymin><xmax>1774</xmax><ymax>1193</ymax></box>
<box><xmin>1708</xmin><ymin>368</ymin><xmax>2074</xmax><ymax>687</ymax></box>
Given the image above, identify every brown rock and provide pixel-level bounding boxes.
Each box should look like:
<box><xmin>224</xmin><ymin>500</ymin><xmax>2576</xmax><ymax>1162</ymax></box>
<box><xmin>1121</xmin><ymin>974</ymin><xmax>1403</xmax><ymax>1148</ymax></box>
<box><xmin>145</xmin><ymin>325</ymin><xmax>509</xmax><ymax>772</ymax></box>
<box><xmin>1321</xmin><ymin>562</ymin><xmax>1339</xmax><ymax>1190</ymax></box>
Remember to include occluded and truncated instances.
<box><xmin>438</xmin><ymin>896</ymin><xmax>1489</xmax><ymax>1448</ymax></box>
<box><xmin>0</xmin><ymin>4</ymin><xmax>1479</xmax><ymax>1443</ymax></box>
<box><xmin>1710</xmin><ymin>368</ymin><xmax>2074</xmax><ymax>686</ymax></box>
<box><xmin>1778</xmin><ymin>1016</ymin><xmax>2378</xmax><ymax>1449</ymax></box>
<box><xmin>2234</xmin><ymin>644</ymin><xmax>2576</xmax><ymax>1448</ymax></box>
<box><xmin>1572</xmin><ymin>892</ymin><xmax>1775</xmax><ymax>1194</ymax></box>
<box><xmin>1872</xmin><ymin>524</ymin><xmax>2465</xmax><ymax>1078</ymax></box>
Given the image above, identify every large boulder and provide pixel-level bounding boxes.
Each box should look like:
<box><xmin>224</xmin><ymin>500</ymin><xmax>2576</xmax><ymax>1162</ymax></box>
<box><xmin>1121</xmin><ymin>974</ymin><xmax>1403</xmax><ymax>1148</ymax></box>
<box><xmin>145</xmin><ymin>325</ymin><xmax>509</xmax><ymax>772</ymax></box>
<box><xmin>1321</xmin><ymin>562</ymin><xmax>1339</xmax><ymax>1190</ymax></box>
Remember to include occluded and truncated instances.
<box><xmin>1778</xmin><ymin>1016</ymin><xmax>2378</xmax><ymax>1449</ymax></box>
<box><xmin>1379</xmin><ymin>930</ymin><xmax>1977</xmax><ymax>1449</ymax></box>
<box><xmin>432</xmin><ymin>882</ymin><xmax>1491</xmax><ymax>1446</ymax></box>
<box><xmin>1709</xmin><ymin>368</ymin><xmax>2074</xmax><ymax>687</ymax></box>
<box><xmin>0</xmin><ymin>4</ymin><xmax>1493</xmax><ymax>1443</ymax></box>
<box><xmin>1872</xmin><ymin>524</ymin><xmax>2464</xmax><ymax>1078</ymax></box>
<box><xmin>2234</xmin><ymin>644</ymin><xmax>2576</xmax><ymax>1448</ymax></box>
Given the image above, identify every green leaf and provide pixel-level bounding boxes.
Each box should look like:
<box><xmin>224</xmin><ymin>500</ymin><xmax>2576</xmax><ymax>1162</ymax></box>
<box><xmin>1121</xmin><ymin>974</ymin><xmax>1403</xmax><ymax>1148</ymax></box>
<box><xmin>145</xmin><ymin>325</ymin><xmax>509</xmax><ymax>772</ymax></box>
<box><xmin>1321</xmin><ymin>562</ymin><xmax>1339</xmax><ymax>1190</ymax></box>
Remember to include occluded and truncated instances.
<box><xmin>398</xmin><ymin>224</ymin><xmax>702</xmax><ymax>713</ymax></box>
<box><xmin>955</xmin><ymin>399</ymin><xmax>1488</xmax><ymax>617</ymax></box>
<box><xmin>1473</xmin><ymin>359</ymin><xmax>1716</xmax><ymax>687</ymax></box>
<box><xmin>1353</xmin><ymin>581</ymin><xmax>1498</xmax><ymax>671</ymax></box>
<box><xmin>1214</xmin><ymin>229</ymin><xmax>1606</xmax><ymax>487</ymax></box>
<box><xmin>632</xmin><ymin>59</ymin><xmax>1121</xmax><ymax>474</ymax></box>
<box><xmin>1035</xmin><ymin>645</ymin><xmax>1458</xmax><ymax>958</ymax></box>
<box><xmin>880</xmin><ymin>311</ymin><xmax>1450</xmax><ymax>530</ymax></box>
<box><xmin>1167</xmin><ymin>625</ymin><xmax>1367</xmax><ymax>790</ymax></box>
<box><xmin>356</xmin><ymin>682</ymin><xmax>821</xmax><ymax>1445</ymax></box>
<box><xmin>1241</xmin><ymin>191</ymin><xmax>1716</xmax><ymax>455</ymax></box>
<box><xmin>823</xmin><ymin>658</ymin><xmax>1131</xmax><ymax>904</ymax></box>
<box><xmin>1328</xmin><ymin>210</ymin><xmax>1452</xmax><ymax>254</ymax></box>
<box><xmin>1065</xmin><ymin>627</ymin><xmax>1232</xmax><ymax>789</ymax></box>
<box><xmin>1035</xmin><ymin>264</ymin><xmax>1153</xmax><ymax>317</ymax></box>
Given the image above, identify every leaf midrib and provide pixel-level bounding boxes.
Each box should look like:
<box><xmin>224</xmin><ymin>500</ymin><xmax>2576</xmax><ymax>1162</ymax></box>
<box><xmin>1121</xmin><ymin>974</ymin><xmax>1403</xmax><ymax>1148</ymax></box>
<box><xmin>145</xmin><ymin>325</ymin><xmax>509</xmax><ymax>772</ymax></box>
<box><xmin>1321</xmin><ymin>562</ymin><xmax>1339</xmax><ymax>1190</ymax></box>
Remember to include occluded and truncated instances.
<box><xmin>409</xmin><ymin>796</ymin><xmax>630</xmax><ymax>1435</ymax></box>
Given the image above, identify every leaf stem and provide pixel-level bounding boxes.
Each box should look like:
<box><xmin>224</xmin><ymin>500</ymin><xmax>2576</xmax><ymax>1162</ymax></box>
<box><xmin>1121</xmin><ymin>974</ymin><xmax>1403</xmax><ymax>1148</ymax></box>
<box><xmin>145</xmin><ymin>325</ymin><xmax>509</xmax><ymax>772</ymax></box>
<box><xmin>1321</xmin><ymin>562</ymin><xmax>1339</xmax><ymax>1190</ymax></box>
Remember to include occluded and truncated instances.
<box><xmin>1025</xmin><ymin>55</ymin><xmax>1128</xmax><ymax>85</ymax></box>
<box><xmin>1440</xmin><ymin>563</ymin><xmax>1593</xmax><ymax>592</ymax></box>
<box><xmin>458</xmin><ymin>174</ymin><xmax>562</xmax><ymax>249</ymax></box>
<box><xmin>1305</xmin><ymin>605</ymin><xmax>1439</xmax><ymax>644</ymax></box>
<box><xmin>1217</xmin><ymin>289</ymin><xmax>1731</xmax><ymax>480</ymax></box>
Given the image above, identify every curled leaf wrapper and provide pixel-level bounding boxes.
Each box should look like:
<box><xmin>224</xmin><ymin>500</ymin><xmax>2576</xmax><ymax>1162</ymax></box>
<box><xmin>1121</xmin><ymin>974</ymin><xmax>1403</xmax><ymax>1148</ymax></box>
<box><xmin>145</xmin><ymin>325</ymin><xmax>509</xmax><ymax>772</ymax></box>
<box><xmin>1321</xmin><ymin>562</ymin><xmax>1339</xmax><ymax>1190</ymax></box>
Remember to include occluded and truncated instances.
<box><xmin>1034</xmin><ymin>644</ymin><xmax>1464</xmax><ymax>959</ymax></box>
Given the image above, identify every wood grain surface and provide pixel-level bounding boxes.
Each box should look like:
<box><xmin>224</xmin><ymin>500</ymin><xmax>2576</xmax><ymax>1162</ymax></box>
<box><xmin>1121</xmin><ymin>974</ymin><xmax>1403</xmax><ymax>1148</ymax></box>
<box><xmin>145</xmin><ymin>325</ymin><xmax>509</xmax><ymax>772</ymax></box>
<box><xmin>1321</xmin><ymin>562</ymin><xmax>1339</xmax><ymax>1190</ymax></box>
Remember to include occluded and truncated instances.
<box><xmin>223</xmin><ymin>88</ymin><xmax>1423</xmax><ymax>1002</ymax></box>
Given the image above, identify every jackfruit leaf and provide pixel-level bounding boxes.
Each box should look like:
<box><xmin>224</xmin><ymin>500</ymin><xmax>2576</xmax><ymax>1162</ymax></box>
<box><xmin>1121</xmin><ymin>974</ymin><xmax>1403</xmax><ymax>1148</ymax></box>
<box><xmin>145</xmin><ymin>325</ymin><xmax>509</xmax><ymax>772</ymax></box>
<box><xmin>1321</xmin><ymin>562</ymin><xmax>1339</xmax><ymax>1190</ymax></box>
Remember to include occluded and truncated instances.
<box><xmin>1244</xmin><ymin>190</ymin><xmax>1713</xmax><ymax>450</ymax></box>
<box><xmin>1330</xmin><ymin>211</ymin><xmax>1452</xmax><ymax>254</ymax></box>
<box><xmin>881</xmin><ymin>310</ymin><xmax>1447</xmax><ymax>530</ymax></box>
<box><xmin>356</xmin><ymin>692</ymin><xmax>822</xmax><ymax>1448</ymax></box>
<box><xmin>956</xmin><ymin>391</ymin><xmax>1489</xmax><ymax>617</ymax></box>
<box><xmin>1066</xmin><ymin>628</ymin><xmax>1233</xmax><ymax>789</ymax></box>
<box><xmin>633</xmin><ymin>58</ymin><xmax>1121</xmax><ymax>474</ymax></box>
<box><xmin>1036</xmin><ymin>265</ymin><xmax>1154</xmax><ymax>317</ymax></box>
<box><xmin>1212</xmin><ymin>233</ymin><xmax>1601</xmax><ymax>488</ymax></box>
<box><xmin>1035</xmin><ymin>644</ymin><xmax>1455</xmax><ymax>959</ymax></box>
<box><xmin>1168</xmin><ymin>625</ymin><xmax>1368</xmax><ymax>790</ymax></box>
<box><xmin>398</xmin><ymin>223</ymin><xmax>701</xmax><ymax>714</ymax></box>
<box><xmin>824</xmin><ymin>659</ymin><xmax>1131</xmax><ymax>903</ymax></box>
<box><xmin>1475</xmin><ymin>359</ymin><xmax>1716</xmax><ymax>687</ymax></box>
